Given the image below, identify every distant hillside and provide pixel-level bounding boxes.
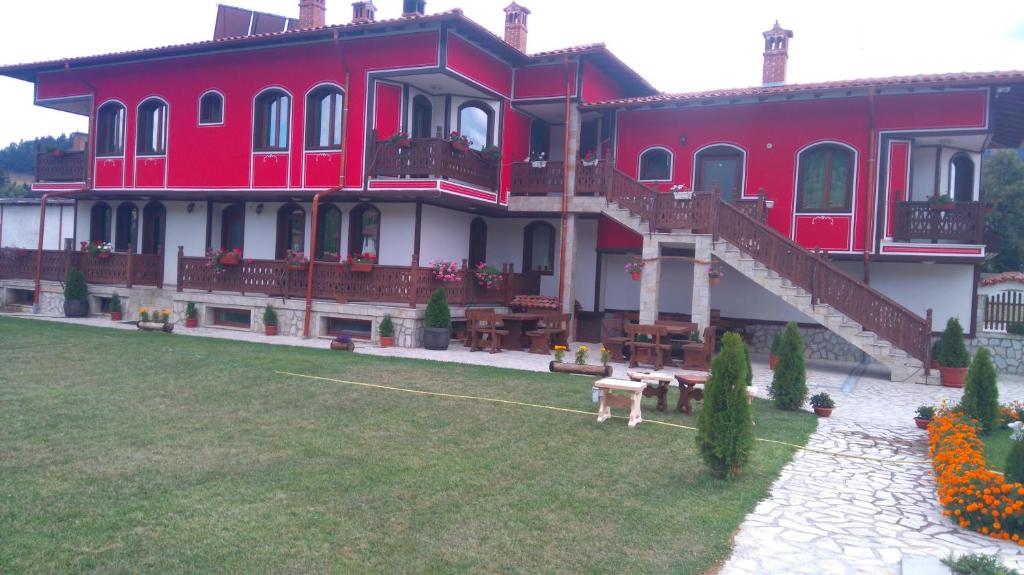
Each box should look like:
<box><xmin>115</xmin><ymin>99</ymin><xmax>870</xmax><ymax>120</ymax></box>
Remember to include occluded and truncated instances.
<box><xmin>0</xmin><ymin>135</ymin><xmax>73</xmax><ymax>175</ymax></box>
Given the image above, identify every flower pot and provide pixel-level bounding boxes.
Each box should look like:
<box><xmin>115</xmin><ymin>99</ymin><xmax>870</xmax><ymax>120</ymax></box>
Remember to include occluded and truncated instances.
<box><xmin>930</xmin><ymin>359</ymin><xmax>940</xmax><ymax>370</ymax></box>
<box><xmin>185</xmin><ymin>317</ymin><xmax>199</xmax><ymax>328</ymax></box>
<box><xmin>450</xmin><ymin>141</ymin><xmax>470</xmax><ymax>153</ymax></box>
<box><xmin>63</xmin><ymin>299</ymin><xmax>89</xmax><ymax>318</ymax></box>
<box><xmin>423</xmin><ymin>327</ymin><xmax>450</xmax><ymax>350</ymax></box>
<box><xmin>813</xmin><ymin>406</ymin><xmax>833</xmax><ymax>417</ymax></box>
<box><xmin>350</xmin><ymin>262</ymin><xmax>373</xmax><ymax>273</ymax></box>
<box><xmin>265</xmin><ymin>325</ymin><xmax>278</xmax><ymax>336</ymax></box>
<box><xmin>939</xmin><ymin>366</ymin><xmax>968</xmax><ymax>388</ymax></box>
<box><xmin>380</xmin><ymin>336</ymin><xmax>394</xmax><ymax>348</ymax></box>
<box><xmin>914</xmin><ymin>417</ymin><xmax>931</xmax><ymax>430</ymax></box>
<box><xmin>769</xmin><ymin>354</ymin><xmax>778</xmax><ymax>370</ymax></box>
<box><xmin>288</xmin><ymin>263</ymin><xmax>308</xmax><ymax>271</ymax></box>
<box><xmin>630</xmin><ymin>271</ymin><xmax>641</xmax><ymax>281</ymax></box>
<box><xmin>110</xmin><ymin>311</ymin><xmax>123</xmax><ymax>321</ymax></box>
<box><xmin>930</xmin><ymin>203</ymin><xmax>955</xmax><ymax>211</ymax></box>
<box><xmin>549</xmin><ymin>362</ymin><xmax>613</xmax><ymax>377</ymax></box>
<box><xmin>395</xmin><ymin>139</ymin><xmax>412</xmax><ymax>148</ymax></box>
<box><xmin>330</xmin><ymin>340</ymin><xmax>354</xmax><ymax>351</ymax></box>
<box><xmin>581</xmin><ymin>159</ymin><xmax>599</xmax><ymax>167</ymax></box>
<box><xmin>95</xmin><ymin>251</ymin><xmax>111</xmax><ymax>259</ymax></box>
<box><xmin>220</xmin><ymin>253</ymin><xmax>241</xmax><ymax>266</ymax></box>
<box><xmin>709</xmin><ymin>276</ymin><xmax>721</xmax><ymax>286</ymax></box>
<box><xmin>137</xmin><ymin>321</ymin><xmax>174</xmax><ymax>333</ymax></box>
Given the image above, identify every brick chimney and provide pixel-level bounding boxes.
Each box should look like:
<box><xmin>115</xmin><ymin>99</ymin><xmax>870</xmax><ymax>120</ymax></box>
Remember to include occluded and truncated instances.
<box><xmin>402</xmin><ymin>0</ymin><xmax>425</xmax><ymax>17</ymax></box>
<box><xmin>762</xmin><ymin>21</ymin><xmax>793</xmax><ymax>86</ymax></box>
<box><xmin>503</xmin><ymin>2</ymin><xmax>530</xmax><ymax>52</ymax></box>
<box><xmin>351</xmin><ymin>1</ymin><xmax>375</xmax><ymax>23</ymax></box>
<box><xmin>299</xmin><ymin>0</ymin><xmax>327</xmax><ymax>29</ymax></box>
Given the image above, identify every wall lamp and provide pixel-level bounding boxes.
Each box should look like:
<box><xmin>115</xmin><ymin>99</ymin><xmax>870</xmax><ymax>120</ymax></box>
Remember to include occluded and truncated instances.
<box><xmin>255</xmin><ymin>203</ymin><xmax>265</xmax><ymax>215</ymax></box>
<box><xmin>186</xmin><ymin>202</ymin><xmax>196</xmax><ymax>213</ymax></box>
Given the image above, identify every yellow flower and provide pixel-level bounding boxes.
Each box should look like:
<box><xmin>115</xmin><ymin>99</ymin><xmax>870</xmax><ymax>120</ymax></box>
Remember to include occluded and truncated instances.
<box><xmin>161</xmin><ymin>308</ymin><xmax>170</xmax><ymax>315</ymax></box>
<box><xmin>138</xmin><ymin>307</ymin><xmax>148</xmax><ymax>313</ymax></box>
<box><xmin>579</xmin><ymin>345</ymin><xmax>589</xmax><ymax>352</ymax></box>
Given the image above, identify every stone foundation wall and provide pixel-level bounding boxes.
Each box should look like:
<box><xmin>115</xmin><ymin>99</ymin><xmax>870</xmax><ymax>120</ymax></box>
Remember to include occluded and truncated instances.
<box><xmin>967</xmin><ymin>333</ymin><xmax>1024</xmax><ymax>375</ymax></box>
<box><xmin>746</xmin><ymin>323</ymin><xmax>871</xmax><ymax>363</ymax></box>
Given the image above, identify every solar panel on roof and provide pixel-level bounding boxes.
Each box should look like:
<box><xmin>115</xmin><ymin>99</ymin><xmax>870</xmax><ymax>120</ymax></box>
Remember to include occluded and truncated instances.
<box><xmin>213</xmin><ymin>4</ymin><xmax>298</xmax><ymax>40</ymax></box>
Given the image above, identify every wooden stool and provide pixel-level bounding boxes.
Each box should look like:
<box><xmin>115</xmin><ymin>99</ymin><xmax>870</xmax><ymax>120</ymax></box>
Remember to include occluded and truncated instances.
<box><xmin>626</xmin><ymin>369</ymin><xmax>674</xmax><ymax>412</ymax></box>
<box><xmin>594</xmin><ymin>378</ymin><xmax>646</xmax><ymax>428</ymax></box>
<box><xmin>674</xmin><ymin>373</ymin><xmax>708</xmax><ymax>415</ymax></box>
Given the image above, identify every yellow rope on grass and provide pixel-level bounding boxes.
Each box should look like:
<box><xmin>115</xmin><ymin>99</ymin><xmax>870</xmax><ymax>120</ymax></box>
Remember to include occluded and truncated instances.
<box><xmin>274</xmin><ymin>370</ymin><xmax>933</xmax><ymax>466</ymax></box>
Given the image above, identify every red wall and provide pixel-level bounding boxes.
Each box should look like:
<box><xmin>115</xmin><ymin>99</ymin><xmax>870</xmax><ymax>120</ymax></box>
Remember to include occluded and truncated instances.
<box><xmin>446</xmin><ymin>32</ymin><xmax>512</xmax><ymax>97</ymax></box>
<box><xmin>514</xmin><ymin>63</ymin><xmax>576</xmax><ymax>100</ymax></box>
<box><xmin>581</xmin><ymin>60</ymin><xmax>629</xmax><ymax>103</ymax></box>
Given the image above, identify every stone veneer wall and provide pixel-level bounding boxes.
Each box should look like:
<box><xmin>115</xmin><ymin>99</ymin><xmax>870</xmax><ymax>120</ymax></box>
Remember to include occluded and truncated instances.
<box><xmin>966</xmin><ymin>333</ymin><xmax>1024</xmax><ymax>375</ymax></box>
<box><xmin>746</xmin><ymin>323</ymin><xmax>871</xmax><ymax>363</ymax></box>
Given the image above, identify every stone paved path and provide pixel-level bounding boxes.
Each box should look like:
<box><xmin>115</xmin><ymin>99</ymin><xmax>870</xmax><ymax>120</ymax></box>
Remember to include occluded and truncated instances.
<box><xmin>721</xmin><ymin>367</ymin><xmax>1024</xmax><ymax>575</ymax></box>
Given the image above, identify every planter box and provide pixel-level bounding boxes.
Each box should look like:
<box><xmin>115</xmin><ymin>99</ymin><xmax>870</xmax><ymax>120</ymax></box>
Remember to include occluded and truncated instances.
<box><xmin>288</xmin><ymin>263</ymin><xmax>308</xmax><ymax>271</ymax></box>
<box><xmin>549</xmin><ymin>362</ymin><xmax>613</xmax><ymax>377</ymax></box>
<box><xmin>331</xmin><ymin>340</ymin><xmax>354</xmax><ymax>351</ymax></box>
<box><xmin>349</xmin><ymin>262</ymin><xmax>374</xmax><ymax>273</ymax></box>
<box><xmin>137</xmin><ymin>321</ymin><xmax>173</xmax><ymax>333</ymax></box>
<box><xmin>450</xmin><ymin>141</ymin><xmax>470</xmax><ymax>153</ymax></box>
<box><xmin>219</xmin><ymin>253</ymin><xmax>241</xmax><ymax>266</ymax></box>
<box><xmin>94</xmin><ymin>251</ymin><xmax>111</xmax><ymax>259</ymax></box>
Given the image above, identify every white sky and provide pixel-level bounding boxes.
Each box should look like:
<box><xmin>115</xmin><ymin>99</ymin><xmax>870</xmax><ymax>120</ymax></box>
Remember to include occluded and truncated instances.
<box><xmin>0</xmin><ymin>0</ymin><xmax>1022</xmax><ymax>145</ymax></box>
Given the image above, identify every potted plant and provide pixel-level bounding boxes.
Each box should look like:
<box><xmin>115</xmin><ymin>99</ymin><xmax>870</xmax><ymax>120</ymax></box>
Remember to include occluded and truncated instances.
<box><xmin>549</xmin><ymin>344</ymin><xmax>612</xmax><ymax>377</ymax></box>
<box><xmin>386</xmin><ymin>130</ymin><xmax>411</xmax><ymax>147</ymax></box>
<box><xmin>937</xmin><ymin>317</ymin><xmax>970</xmax><ymax>388</ymax></box>
<box><xmin>529</xmin><ymin>151</ymin><xmax>547</xmax><ymax>168</ymax></box>
<box><xmin>430</xmin><ymin>260</ymin><xmax>461</xmax><ymax>283</ymax></box>
<box><xmin>580</xmin><ymin>150</ymin><xmax>599</xmax><ymax>167</ymax></box>
<box><xmin>185</xmin><ymin>301</ymin><xmax>199</xmax><ymax>328</ymax></box>
<box><xmin>423</xmin><ymin>288</ymin><xmax>451</xmax><ymax>350</ymax></box>
<box><xmin>930</xmin><ymin>339</ymin><xmax>941</xmax><ymax>370</ymax></box>
<box><xmin>109</xmin><ymin>292</ymin><xmax>123</xmax><ymax>321</ymax></box>
<box><xmin>625</xmin><ymin>260</ymin><xmax>644</xmax><ymax>281</ymax></box>
<box><xmin>63</xmin><ymin>268</ymin><xmax>90</xmax><ymax>317</ymax></box>
<box><xmin>321</xmin><ymin>251</ymin><xmax>341</xmax><ymax>263</ymax></box>
<box><xmin>481</xmin><ymin>145</ymin><xmax>501</xmax><ymax>163</ymax></box>
<box><xmin>379</xmin><ymin>314</ymin><xmax>395</xmax><ymax>348</ymax></box>
<box><xmin>87</xmin><ymin>241</ymin><xmax>113</xmax><ymax>259</ymax></box>
<box><xmin>137</xmin><ymin>307</ymin><xmax>174</xmax><ymax>332</ymax></box>
<box><xmin>914</xmin><ymin>405</ymin><xmax>935</xmax><ymax>430</ymax></box>
<box><xmin>709</xmin><ymin>267</ymin><xmax>723</xmax><ymax>286</ymax></box>
<box><xmin>473</xmin><ymin>262</ymin><xmax>504</xmax><ymax>290</ymax></box>
<box><xmin>809</xmin><ymin>392</ymin><xmax>835</xmax><ymax>417</ymax></box>
<box><xmin>330</xmin><ymin>334</ymin><xmax>354</xmax><ymax>351</ymax></box>
<box><xmin>769</xmin><ymin>333</ymin><xmax>781</xmax><ymax>370</ymax></box>
<box><xmin>207</xmin><ymin>247</ymin><xmax>242</xmax><ymax>273</ymax></box>
<box><xmin>448</xmin><ymin>131</ymin><xmax>470</xmax><ymax>152</ymax></box>
<box><xmin>928</xmin><ymin>194</ymin><xmax>955</xmax><ymax>210</ymax></box>
<box><xmin>346</xmin><ymin>252</ymin><xmax>377</xmax><ymax>273</ymax></box>
<box><xmin>263</xmin><ymin>304</ymin><xmax>278</xmax><ymax>336</ymax></box>
<box><xmin>285</xmin><ymin>249</ymin><xmax>308</xmax><ymax>271</ymax></box>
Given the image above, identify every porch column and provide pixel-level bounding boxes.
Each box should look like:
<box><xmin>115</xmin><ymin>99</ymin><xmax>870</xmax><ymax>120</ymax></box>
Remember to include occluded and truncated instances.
<box><xmin>559</xmin><ymin>213</ymin><xmax>579</xmax><ymax>324</ymax></box>
<box><xmin>638</xmin><ymin>236</ymin><xmax>661</xmax><ymax>324</ymax></box>
<box><xmin>557</xmin><ymin>104</ymin><xmax>581</xmax><ymax>337</ymax></box>
<box><xmin>691</xmin><ymin>236</ymin><xmax>713</xmax><ymax>332</ymax></box>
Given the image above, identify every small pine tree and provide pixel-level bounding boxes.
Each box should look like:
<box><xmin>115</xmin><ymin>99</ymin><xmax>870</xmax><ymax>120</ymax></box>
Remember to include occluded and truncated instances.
<box><xmin>742</xmin><ymin>337</ymin><xmax>753</xmax><ymax>389</ymax></box>
<box><xmin>379</xmin><ymin>314</ymin><xmax>395</xmax><ymax>337</ymax></box>
<box><xmin>424</xmin><ymin>288</ymin><xmax>451</xmax><ymax>329</ymax></box>
<box><xmin>109</xmin><ymin>292</ymin><xmax>121</xmax><ymax>312</ymax></box>
<box><xmin>770</xmin><ymin>322</ymin><xmax>807</xmax><ymax>411</ymax></box>
<box><xmin>937</xmin><ymin>317</ymin><xmax>970</xmax><ymax>368</ymax></box>
<box><xmin>961</xmin><ymin>347</ymin><xmax>999</xmax><ymax>434</ymax></box>
<box><xmin>697</xmin><ymin>332</ymin><xmax>754</xmax><ymax>479</ymax></box>
<box><xmin>262</xmin><ymin>304</ymin><xmax>278</xmax><ymax>326</ymax></box>
<box><xmin>64</xmin><ymin>268</ymin><xmax>88</xmax><ymax>301</ymax></box>
<box><xmin>1006</xmin><ymin>438</ymin><xmax>1024</xmax><ymax>484</ymax></box>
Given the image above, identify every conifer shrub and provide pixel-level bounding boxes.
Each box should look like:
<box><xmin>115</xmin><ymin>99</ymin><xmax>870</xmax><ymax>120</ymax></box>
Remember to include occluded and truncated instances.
<box><xmin>262</xmin><ymin>304</ymin><xmax>278</xmax><ymax>326</ymax></box>
<box><xmin>379</xmin><ymin>314</ymin><xmax>395</xmax><ymax>337</ymax></box>
<box><xmin>424</xmin><ymin>288</ymin><xmax>451</xmax><ymax>329</ymax></box>
<box><xmin>109</xmin><ymin>292</ymin><xmax>121</xmax><ymax>313</ymax></box>
<box><xmin>937</xmin><ymin>317</ymin><xmax>970</xmax><ymax>368</ymax></box>
<box><xmin>961</xmin><ymin>347</ymin><xmax>1000</xmax><ymax>434</ymax></box>
<box><xmin>696</xmin><ymin>332</ymin><xmax>754</xmax><ymax>479</ymax></box>
<box><xmin>769</xmin><ymin>322</ymin><xmax>807</xmax><ymax>411</ymax></box>
<box><xmin>1006</xmin><ymin>438</ymin><xmax>1024</xmax><ymax>485</ymax></box>
<box><xmin>64</xmin><ymin>268</ymin><xmax>88</xmax><ymax>301</ymax></box>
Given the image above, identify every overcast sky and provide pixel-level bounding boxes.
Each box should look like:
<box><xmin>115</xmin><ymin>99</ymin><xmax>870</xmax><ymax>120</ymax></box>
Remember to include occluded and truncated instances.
<box><xmin>1</xmin><ymin>0</ymin><xmax>1022</xmax><ymax>145</ymax></box>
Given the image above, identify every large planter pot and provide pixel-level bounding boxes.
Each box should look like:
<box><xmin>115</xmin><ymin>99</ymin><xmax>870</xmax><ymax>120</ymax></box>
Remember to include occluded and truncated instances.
<box><xmin>914</xmin><ymin>417</ymin><xmax>931</xmax><ymax>430</ymax></box>
<box><xmin>331</xmin><ymin>340</ymin><xmax>354</xmax><ymax>351</ymax></box>
<box><xmin>769</xmin><ymin>354</ymin><xmax>779</xmax><ymax>370</ymax></box>
<box><xmin>265</xmin><ymin>325</ymin><xmax>278</xmax><ymax>336</ymax></box>
<box><xmin>380</xmin><ymin>336</ymin><xmax>394</xmax><ymax>348</ymax></box>
<box><xmin>813</xmin><ymin>406</ymin><xmax>833</xmax><ymax>417</ymax></box>
<box><xmin>219</xmin><ymin>253</ymin><xmax>241</xmax><ymax>266</ymax></box>
<box><xmin>423</xmin><ymin>327</ymin><xmax>450</xmax><ymax>350</ymax></box>
<box><xmin>549</xmin><ymin>362</ymin><xmax>613</xmax><ymax>377</ymax></box>
<box><xmin>110</xmin><ymin>311</ymin><xmax>123</xmax><ymax>321</ymax></box>
<box><xmin>63</xmin><ymin>299</ymin><xmax>89</xmax><ymax>318</ymax></box>
<box><xmin>185</xmin><ymin>317</ymin><xmax>199</xmax><ymax>328</ymax></box>
<box><xmin>939</xmin><ymin>366</ymin><xmax>968</xmax><ymax>388</ymax></box>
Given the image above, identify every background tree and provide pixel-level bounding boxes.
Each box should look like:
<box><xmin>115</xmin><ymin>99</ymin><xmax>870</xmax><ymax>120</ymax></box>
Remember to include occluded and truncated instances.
<box><xmin>696</xmin><ymin>332</ymin><xmax>753</xmax><ymax>479</ymax></box>
<box><xmin>982</xmin><ymin>150</ymin><xmax>1024</xmax><ymax>273</ymax></box>
<box><xmin>960</xmin><ymin>347</ymin><xmax>999</xmax><ymax>434</ymax></box>
<box><xmin>769</xmin><ymin>322</ymin><xmax>807</xmax><ymax>410</ymax></box>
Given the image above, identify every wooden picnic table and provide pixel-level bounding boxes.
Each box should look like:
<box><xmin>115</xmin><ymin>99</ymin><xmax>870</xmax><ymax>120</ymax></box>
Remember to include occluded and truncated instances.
<box><xmin>497</xmin><ymin>312</ymin><xmax>543</xmax><ymax>351</ymax></box>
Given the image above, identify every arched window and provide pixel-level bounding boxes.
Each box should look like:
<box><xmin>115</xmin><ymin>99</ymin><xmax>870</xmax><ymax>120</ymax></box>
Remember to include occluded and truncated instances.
<box><xmin>253</xmin><ymin>89</ymin><xmax>291</xmax><ymax>151</ymax></box>
<box><xmin>349</xmin><ymin>204</ymin><xmax>380</xmax><ymax>258</ymax></box>
<box><xmin>220</xmin><ymin>204</ymin><xmax>245</xmax><ymax>253</ymax></box>
<box><xmin>796</xmin><ymin>143</ymin><xmax>854</xmax><ymax>213</ymax></box>
<box><xmin>638</xmin><ymin>147</ymin><xmax>672</xmax><ymax>181</ymax></box>
<box><xmin>305</xmin><ymin>86</ymin><xmax>343</xmax><ymax>150</ymax></box>
<box><xmin>316</xmin><ymin>205</ymin><xmax>342</xmax><ymax>260</ymax></box>
<box><xmin>114</xmin><ymin>202</ymin><xmax>138</xmax><ymax>252</ymax></box>
<box><xmin>89</xmin><ymin>202</ymin><xmax>112</xmax><ymax>244</ymax></box>
<box><xmin>469</xmin><ymin>217</ymin><xmax>487</xmax><ymax>268</ymax></box>
<box><xmin>695</xmin><ymin>145</ymin><xmax>745</xmax><ymax>201</ymax></box>
<box><xmin>199</xmin><ymin>91</ymin><xmax>224</xmax><ymax>125</ymax></box>
<box><xmin>457</xmin><ymin>101</ymin><xmax>493</xmax><ymax>151</ymax></box>
<box><xmin>96</xmin><ymin>102</ymin><xmax>125</xmax><ymax>156</ymax></box>
<box><xmin>411</xmin><ymin>95</ymin><xmax>432</xmax><ymax>139</ymax></box>
<box><xmin>136</xmin><ymin>98</ymin><xmax>168</xmax><ymax>155</ymax></box>
<box><xmin>275</xmin><ymin>203</ymin><xmax>306</xmax><ymax>259</ymax></box>
<box><xmin>949</xmin><ymin>153</ymin><xmax>975</xmax><ymax>203</ymax></box>
<box><xmin>523</xmin><ymin>221</ymin><xmax>556</xmax><ymax>275</ymax></box>
<box><xmin>141</xmin><ymin>201</ymin><xmax>166</xmax><ymax>255</ymax></box>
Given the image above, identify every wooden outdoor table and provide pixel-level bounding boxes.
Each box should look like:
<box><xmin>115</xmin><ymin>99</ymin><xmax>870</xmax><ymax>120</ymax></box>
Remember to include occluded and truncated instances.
<box><xmin>626</xmin><ymin>369</ymin><xmax>674</xmax><ymax>412</ymax></box>
<box><xmin>594</xmin><ymin>378</ymin><xmax>646</xmax><ymax>428</ymax></box>
<box><xmin>497</xmin><ymin>312</ymin><xmax>542</xmax><ymax>351</ymax></box>
<box><xmin>674</xmin><ymin>373</ymin><xmax>708</xmax><ymax>415</ymax></box>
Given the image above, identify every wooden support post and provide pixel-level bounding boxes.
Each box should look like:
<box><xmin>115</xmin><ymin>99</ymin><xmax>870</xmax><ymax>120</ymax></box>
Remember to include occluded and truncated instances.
<box><xmin>503</xmin><ymin>262</ymin><xmax>514</xmax><ymax>305</ymax></box>
<box><xmin>409</xmin><ymin>253</ymin><xmax>419</xmax><ymax>308</ymax></box>
<box><xmin>176</xmin><ymin>246</ymin><xmax>184</xmax><ymax>293</ymax></box>
<box><xmin>463</xmin><ymin>258</ymin><xmax>473</xmax><ymax>305</ymax></box>
<box><xmin>156</xmin><ymin>245</ymin><xmax>164</xmax><ymax>289</ymax></box>
<box><xmin>925</xmin><ymin>308</ymin><xmax>933</xmax><ymax>377</ymax></box>
<box><xmin>126</xmin><ymin>243</ymin><xmax>134</xmax><ymax>289</ymax></box>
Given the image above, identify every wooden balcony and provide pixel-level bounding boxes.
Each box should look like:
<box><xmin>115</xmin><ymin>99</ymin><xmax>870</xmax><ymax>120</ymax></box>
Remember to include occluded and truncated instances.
<box><xmin>370</xmin><ymin>138</ymin><xmax>499</xmax><ymax>190</ymax></box>
<box><xmin>176</xmin><ymin>250</ymin><xmax>541</xmax><ymax>308</ymax></box>
<box><xmin>0</xmin><ymin>247</ymin><xmax>164</xmax><ymax>287</ymax></box>
<box><xmin>891</xmin><ymin>201</ymin><xmax>985</xmax><ymax>244</ymax></box>
<box><xmin>36</xmin><ymin>151</ymin><xmax>87</xmax><ymax>182</ymax></box>
<box><xmin>509</xmin><ymin>160</ymin><xmax>608</xmax><ymax>197</ymax></box>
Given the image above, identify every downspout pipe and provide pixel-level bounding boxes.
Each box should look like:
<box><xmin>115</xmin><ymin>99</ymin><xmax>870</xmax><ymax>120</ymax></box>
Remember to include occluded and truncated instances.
<box><xmin>556</xmin><ymin>54</ymin><xmax>572</xmax><ymax>312</ymax></box>
<box><xmin>34</xmin><ymin>188</ymin><xmax>91</xmax><ymax>310</ymax></box>
<box><xmin>863</xmin><ymin>86</ymin><xmax>877</xmax><ymax>284</ymax></box>
<box><xmin>303</xmin><ymin>33</ymin><xmax>350</xmax><ymax>337</ymax></box>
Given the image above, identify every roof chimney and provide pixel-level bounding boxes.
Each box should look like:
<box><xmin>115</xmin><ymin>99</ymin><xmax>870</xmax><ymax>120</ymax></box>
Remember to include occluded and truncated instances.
<box><xmin>402</xmin><ymin>0</ymin><xmax>425</xmax><ymax>17</ymax></box>
<box><xmin>299</xmin><ymin>0</ymin><xmax>327</xmax><ymax>29</ymax></box>
<box><xmin>503</xmin><ymin>2</ymin><xmax>530</xmax><ymax>52</ymax></box>
<box><xmin>351</xmin><ymin>1</ymin><xmax>375</xmax><ymax>23</ymax></box>
<box><xmin>762</xmin><ymin>21</ymin><xmax>793</xmax><ymax>86</ymax></box>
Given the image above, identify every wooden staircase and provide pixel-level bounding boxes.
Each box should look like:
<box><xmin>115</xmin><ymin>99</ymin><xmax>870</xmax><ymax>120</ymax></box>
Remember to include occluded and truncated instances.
<box><xmin>595</xmin><ymin>170</ymin><xmax>936</xmax><ymax>384</ymax></box>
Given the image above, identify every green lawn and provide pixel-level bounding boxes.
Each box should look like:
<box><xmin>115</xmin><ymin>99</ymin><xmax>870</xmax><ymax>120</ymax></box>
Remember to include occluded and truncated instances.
<box><xmin>985</xmin><ymin>430</ymin><xmax>1016</xmax><ymax>473</ymax></box>
<box><xmin>0</xmin><ymin>317</ymin><xmax>816</xmax><ymax>574</ymax></box>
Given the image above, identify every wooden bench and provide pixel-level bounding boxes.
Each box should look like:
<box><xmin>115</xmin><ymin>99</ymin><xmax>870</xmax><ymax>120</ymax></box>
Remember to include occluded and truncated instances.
<box><xmin>625</xmin><ymin>324</ymin><xmax>672</xmax><ymax>370</ymax></box>
<box><xmin>627</xmin><ymin>369</ymin><xmax>674</xmax><ymax>412</ymax></box>
<box><xmin>601</xmin><ymin>317</ymin><xmax>630</xmax><ymax>362</ymax></box>
<box><xmin>469</xmin><ymin>309</ymin><xmax>508</xmax><ymax>354</ymax></box>
<box><xmin>594</xmin><ymin>378</ymin><xmax>646</xmax><ymax>428</ymax></box>
<box><xmin>681</xmin><ymin>326</ymin><xmax>717</xmax><ymax>371</ymax></box>
<box><xmin>526</xmin><ymin>312</ymin><xmax>570</xmax><ymax>354</ymax></box>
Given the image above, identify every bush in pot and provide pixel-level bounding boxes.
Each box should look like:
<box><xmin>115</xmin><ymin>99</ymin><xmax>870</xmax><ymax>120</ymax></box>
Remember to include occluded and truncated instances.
<box><xmin>937</xmin><ymin>317</ymin><xmax>970</xmax><ymax>388</ymax></box>
<box><xmin>961</xmin><ymin>347</ymin><xmax>999</xmax><ymax>435</ymax></box>
<box><xmin>263</xmin><ymin>304</ymin><xmax>278</xmax><ymax>336</ymax></box>
<box><xmin>109</xmin><ymin>292</ymin><xmax>122</xmax><ymax>321</ymax></box>
<box><xmin>185</xmin><ymin>301</ymin><xmax>199</xmax><ymax>327</ymax></box>
<box><xmin>809</xmin><ymin>392</ymin><xmax>835</xmax><ymax>417</ymax></box>
<box><xmin>914</xmin><ymin>405</ymin><xmax>935</xmax><ymax>429</ymax></box>
<box><xmin>423</xmin><ymin>288</ymin><xmax>451</xmax><ymax>350</ymax></box>
<box><xmin>63</xmin><ymin>268</ymin><xmax>90</xmax><ymax>317</ymax></box>
<box><xmin>379</xmin><ymin>314</ymin><xmax>395</xmax><ymax>347</ymax></box>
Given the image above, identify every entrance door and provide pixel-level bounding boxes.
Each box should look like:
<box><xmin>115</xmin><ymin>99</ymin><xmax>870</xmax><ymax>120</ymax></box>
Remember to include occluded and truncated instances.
<box><xmin>696</xmin><ymin>146</ymin><xmax>744</xmax><ymax>202</ymax></box>
<box><xmin>469</xmin><ymin>217</ymin><xmax>487</xmax><ymax>268</ymax></box>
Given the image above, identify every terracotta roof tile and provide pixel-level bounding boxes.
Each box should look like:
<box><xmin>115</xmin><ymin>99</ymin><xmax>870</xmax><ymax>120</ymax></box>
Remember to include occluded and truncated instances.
<box><xmin>981</xmin><ymin>272</ymin><xmax>1024</xmax><ymax>286</ymax></box>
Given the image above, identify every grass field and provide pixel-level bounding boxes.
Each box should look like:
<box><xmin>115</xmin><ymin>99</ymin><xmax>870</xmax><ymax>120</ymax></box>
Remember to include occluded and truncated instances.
<box><xmin>985</xmin><ymin>430</ymin><xmax>1016</xmax><ymax>473</ymax></box>
<box><xmin>0</xmin><ymin>317</ymin><xmax>816</xmax><ymax>574</ymax></box>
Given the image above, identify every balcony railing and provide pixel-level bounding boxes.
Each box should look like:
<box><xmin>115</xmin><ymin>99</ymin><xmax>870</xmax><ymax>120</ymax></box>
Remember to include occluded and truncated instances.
<box><xmin>370</xmin><ymin>138</ymin><xmax>499</xmax><ymax>190</ymax></box>
<box><xmin>36</xmin><ymin>150</ymin><xmax>87</xmax><ymax>182</ymax></box>
<box><xmin>891</xmin><ymin>201</ymin><xmax>985</xmax><ymax>244</ymax></box>
<box><xmin>509</xmin><ymin>160</ymin><xmax>609</xmax><ymax>197</ymax></box>
<box><xmin>176</xmin><ymin>249</ymin><xmax>541</xmax><ymax>308</ymax></box>
<box><xmin>0</xmin><ymin>247</ymin><xmax>164</xmax><ymax>287</ymax></box>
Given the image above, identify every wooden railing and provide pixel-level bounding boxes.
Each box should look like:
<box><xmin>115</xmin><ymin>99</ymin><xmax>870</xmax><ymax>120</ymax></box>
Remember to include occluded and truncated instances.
<box><xmin>892</xmin><ymin>201</ymin><xmax>985</xmax><ymax>244</ymax></box>
<box><xmin>983</xmin><ymin>290</ymin><xmax>1024</xmax><ymax>332</ymax></box>
<box><xmin>0</xmin><ymin>247</ymin><xmax>164</xmax><ymax>288</ymax></box>
<box><xmin>509</xmin><ymin>161</ymin><xmax>564</xmax><ymax>196</ymax></box>
<box><xmin>176</xmin><ymin>249</ymin><xmax>541</xmax><ymax>308</ymax></box>
<box><xmin>36</xmin><ymin>151</ymin><xmax>87</xmax><ymax>182</ymax></box>
<box><xmin>370</xmin><ymin>137</ymin><xmax>499</xmax><ymax>191</ymax></box>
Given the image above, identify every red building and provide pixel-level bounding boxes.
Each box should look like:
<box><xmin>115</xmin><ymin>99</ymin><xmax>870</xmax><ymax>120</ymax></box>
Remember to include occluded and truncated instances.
<box><xmin>1</xmin><ymin>1</ymin><xmax>1022</xmax><ymax>382</ymax></box>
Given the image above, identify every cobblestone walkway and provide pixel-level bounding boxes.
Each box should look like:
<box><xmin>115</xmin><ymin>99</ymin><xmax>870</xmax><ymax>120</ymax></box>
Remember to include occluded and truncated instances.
<box><xmin>721</xmin><ymin>367</ymin><xmax>1024</xmax><ymax>575</ymax></box>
